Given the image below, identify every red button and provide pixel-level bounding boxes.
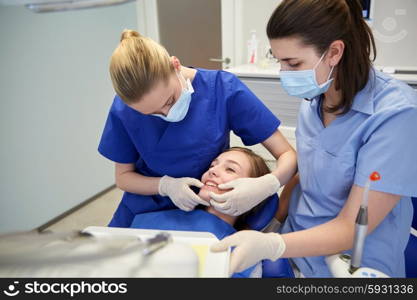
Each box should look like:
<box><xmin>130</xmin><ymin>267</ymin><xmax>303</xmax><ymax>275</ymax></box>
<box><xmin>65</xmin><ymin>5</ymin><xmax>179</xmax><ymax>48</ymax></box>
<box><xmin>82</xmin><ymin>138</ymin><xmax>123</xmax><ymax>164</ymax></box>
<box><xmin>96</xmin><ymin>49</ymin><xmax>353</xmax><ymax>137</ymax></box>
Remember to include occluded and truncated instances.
<box><xmin>369</xmin><ymin>171</ymin><xmax>381</xmax><ymax>181</ymax></box>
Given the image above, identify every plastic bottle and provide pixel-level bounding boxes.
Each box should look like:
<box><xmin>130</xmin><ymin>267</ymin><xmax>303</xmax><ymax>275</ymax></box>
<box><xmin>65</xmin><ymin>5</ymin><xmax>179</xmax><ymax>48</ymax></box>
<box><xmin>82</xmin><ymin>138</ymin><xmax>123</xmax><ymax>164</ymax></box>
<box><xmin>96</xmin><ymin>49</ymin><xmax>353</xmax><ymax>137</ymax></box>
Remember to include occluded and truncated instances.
<box><xmin>258</xmin><ymin>44</ymin><xmax>272</xmax><ymax>69</ymax></box>
<box><xmin>247</xmin><ymin>30</ymin><xmax>259</xmax><ymax>64</ymax></box>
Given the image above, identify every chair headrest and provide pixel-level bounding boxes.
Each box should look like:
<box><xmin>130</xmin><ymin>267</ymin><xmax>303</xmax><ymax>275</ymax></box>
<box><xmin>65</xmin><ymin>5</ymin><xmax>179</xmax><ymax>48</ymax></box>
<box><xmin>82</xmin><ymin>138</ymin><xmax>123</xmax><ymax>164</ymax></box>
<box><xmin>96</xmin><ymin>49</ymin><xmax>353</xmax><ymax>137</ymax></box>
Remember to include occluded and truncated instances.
<box><xmin>246</xmin><ymin>193</ymin><xmax>279</xmax><ymax>231</ymax></box>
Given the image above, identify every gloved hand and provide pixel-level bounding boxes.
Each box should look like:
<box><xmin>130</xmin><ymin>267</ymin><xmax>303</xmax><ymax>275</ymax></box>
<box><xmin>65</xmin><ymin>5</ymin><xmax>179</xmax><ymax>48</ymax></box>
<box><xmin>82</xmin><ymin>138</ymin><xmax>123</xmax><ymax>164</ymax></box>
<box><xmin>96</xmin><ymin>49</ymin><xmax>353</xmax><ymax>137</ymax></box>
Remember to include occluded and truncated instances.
<box><xmin>209</xmin><ymin>173</ymin><xmax>280</xmax><ymax>216</ymax></box>
<box><xmin>210</xmin><ymin>230</ymin><xmax>286</xmax><ymax>274</ymax></box>
<box><xmin>158</xmin><ymin>175</ymin><xmax>209</xmax><ymax>211</ymax></box>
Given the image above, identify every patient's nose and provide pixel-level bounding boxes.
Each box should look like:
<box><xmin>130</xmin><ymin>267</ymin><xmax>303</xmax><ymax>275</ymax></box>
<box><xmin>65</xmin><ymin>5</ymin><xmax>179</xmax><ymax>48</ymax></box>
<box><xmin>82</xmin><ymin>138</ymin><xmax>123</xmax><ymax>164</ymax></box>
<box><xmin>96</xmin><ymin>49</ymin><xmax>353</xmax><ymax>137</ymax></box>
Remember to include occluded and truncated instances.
<box><xmin>208</xmin><ymin>166</ymin><xmax>219</xmax><ymax>177</ymax></box>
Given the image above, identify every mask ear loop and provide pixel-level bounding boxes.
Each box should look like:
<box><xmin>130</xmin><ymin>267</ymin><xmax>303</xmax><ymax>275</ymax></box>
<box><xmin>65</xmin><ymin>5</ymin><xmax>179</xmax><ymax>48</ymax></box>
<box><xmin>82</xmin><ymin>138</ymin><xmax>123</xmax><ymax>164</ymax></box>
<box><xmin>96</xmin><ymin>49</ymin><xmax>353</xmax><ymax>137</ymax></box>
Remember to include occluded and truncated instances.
<box><xmin>176</xmin><ymin>70</ymin><xmax>194</xmax><ymax>94</ymax></box>
<box><xmin>326</xmin><ymin>65</ymin><xmax>335</xmax><ymax>81</ymax></box>
<box><xmin>314</xmin><ymin>50</ymin><xmax>335</xmax><ymax>87</ymax></box>
<box><xmin>176</xmin><ymin>71</ymin><xmax>188</xmax><ymax>91</ymax></box>
<box><xmin>313</xmin><ymin>51</ymin><xmax>327</xmax><ymax>69</ymax></box>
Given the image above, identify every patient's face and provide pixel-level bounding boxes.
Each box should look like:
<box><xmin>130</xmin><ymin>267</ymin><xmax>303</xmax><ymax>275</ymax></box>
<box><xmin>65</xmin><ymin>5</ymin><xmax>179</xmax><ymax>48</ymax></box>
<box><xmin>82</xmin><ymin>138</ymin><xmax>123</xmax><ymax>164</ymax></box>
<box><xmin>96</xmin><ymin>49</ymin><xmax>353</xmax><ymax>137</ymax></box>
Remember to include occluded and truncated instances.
<box><xmin>199</xmin><ymin>151</ymin><xmax>252</xmax><ymax>202</ymax></box>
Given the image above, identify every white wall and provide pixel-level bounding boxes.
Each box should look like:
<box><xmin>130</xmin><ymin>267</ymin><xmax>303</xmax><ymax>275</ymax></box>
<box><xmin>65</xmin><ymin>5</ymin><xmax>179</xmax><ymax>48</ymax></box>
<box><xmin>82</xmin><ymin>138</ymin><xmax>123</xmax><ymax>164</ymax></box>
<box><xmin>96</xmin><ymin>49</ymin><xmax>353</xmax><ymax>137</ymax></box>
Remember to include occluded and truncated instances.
<box><xmin>372</xmin><ymin>0</ymin><xmax>417</xmax><ymax>69</ymax></box>
<box><xmin>236</xmin><ymin>0</ymin><xmax>417</xmax><ymax>68</ymax></box>
<box><xmin>238</xmin><ymin>0</ymin><xmax>280</xmax><ymax>65</ymax></box>
<box><xmin>0</xmin><ymin>3</ymin><xmax>137</xmax><ymax>233</ymax></box>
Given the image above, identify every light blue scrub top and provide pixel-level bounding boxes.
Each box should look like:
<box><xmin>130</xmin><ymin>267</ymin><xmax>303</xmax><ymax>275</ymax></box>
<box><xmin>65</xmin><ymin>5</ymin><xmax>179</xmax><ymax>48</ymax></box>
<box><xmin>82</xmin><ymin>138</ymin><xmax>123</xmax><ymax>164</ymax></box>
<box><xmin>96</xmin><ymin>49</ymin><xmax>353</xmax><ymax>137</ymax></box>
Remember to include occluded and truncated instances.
<box><xmin>281</xmin><ymin>69</ymin><xmax>417</xmax><ymax>277</ymax></box>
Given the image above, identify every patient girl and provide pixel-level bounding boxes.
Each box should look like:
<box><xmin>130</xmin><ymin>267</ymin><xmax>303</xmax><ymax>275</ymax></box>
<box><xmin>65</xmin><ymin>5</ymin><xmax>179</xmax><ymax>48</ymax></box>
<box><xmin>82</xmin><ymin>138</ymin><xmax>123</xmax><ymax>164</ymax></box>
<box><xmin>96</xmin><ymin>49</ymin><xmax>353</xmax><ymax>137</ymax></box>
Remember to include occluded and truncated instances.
<box><xmin>131</xmin><ymin>147</ymin><xmax>273</xmax><ymax>234</ymax></box>
<box><xmin>130</xmin><ymin>147</ymin><xmax>274</xmax><ymax>277</ymax></box>
<box><xmin>198</xmin><ymin>147</ymin><xmax>271</xmax><ymax>229</ymax></box>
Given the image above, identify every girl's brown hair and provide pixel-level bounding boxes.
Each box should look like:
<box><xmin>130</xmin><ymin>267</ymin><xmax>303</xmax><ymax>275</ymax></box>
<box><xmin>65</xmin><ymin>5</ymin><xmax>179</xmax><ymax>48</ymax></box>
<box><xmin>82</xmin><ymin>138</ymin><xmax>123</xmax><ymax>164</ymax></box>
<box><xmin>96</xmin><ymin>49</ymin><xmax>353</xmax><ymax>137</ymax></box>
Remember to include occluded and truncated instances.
<box><xmin>109</xmin><ymin>29</ymin><xmax>174</xmax><ymax>104</ymax></box>
<box><xmin>223</xmin><ymin>147</ymin><xmax>270</xmax><ymax>178</ymax></box>
<box><xmin>267</xmin><ymin>0</ymin><xmax>376</xmax><ymax>114</ymax></box>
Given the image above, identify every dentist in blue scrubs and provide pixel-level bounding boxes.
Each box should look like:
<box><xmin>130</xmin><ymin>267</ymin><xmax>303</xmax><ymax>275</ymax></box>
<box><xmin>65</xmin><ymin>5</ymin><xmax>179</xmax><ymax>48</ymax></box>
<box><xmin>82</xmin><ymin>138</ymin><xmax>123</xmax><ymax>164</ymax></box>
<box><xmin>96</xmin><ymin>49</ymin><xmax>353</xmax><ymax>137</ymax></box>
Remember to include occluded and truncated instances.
<box><xmin>211</xmin><ymin>0</ymin><xmax>417</xmax><ymax>277</ymax></box>
<box><xmin>98</xmin><ymin>30</ymin><xmax>297</xmax><ymax>228</ymax></box>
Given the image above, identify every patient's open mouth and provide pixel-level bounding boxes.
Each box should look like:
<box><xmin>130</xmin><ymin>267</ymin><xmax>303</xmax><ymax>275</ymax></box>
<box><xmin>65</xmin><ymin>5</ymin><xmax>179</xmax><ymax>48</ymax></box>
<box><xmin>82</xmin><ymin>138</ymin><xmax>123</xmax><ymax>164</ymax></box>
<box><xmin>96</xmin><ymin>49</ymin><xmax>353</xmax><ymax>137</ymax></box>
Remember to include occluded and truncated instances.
<box><xmin>203</xmin><ymin>180</ymin><xmax>219</xmax><ymax>191</ymax></box>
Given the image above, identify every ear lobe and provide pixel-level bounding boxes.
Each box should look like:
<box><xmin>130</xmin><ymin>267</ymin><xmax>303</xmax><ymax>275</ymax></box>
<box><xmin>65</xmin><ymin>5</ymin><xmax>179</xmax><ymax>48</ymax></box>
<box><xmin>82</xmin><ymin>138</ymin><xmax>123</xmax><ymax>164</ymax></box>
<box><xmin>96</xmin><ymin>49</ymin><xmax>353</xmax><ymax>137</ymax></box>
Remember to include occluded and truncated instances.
<box><xmin>171</xmin><ymin>56</ymin><xmax>181</xmax><ymax>70</ymax></box>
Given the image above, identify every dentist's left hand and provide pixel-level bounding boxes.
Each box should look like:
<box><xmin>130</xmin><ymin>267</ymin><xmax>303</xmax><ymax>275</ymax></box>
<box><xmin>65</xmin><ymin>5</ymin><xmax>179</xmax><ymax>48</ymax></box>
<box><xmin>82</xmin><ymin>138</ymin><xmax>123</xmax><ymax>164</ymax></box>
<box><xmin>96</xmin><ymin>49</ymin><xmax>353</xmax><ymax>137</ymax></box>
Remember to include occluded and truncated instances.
<box><xmin>158</xmin><ymin>175</ymin><xmax>209</xmax><ymax>211</ymax></box>
<box><xmin>210</xmin><ymin>230</ymin><xmax>286</xmax><ymax>274</ymax></box>
<box><xmin>209</xmin><ymin>174</ymin><xmax>280</xmax><ymax>216</ymax></box>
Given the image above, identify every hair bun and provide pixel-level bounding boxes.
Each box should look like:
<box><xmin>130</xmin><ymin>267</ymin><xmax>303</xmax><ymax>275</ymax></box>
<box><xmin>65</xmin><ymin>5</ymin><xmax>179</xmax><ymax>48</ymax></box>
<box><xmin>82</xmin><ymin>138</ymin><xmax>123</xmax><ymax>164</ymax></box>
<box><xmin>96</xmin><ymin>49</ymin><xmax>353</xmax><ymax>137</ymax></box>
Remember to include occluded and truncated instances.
<box><xmin>120</xmin><ymin>29</ymin><xmax>141</xmax><ymax>42</ymax></box>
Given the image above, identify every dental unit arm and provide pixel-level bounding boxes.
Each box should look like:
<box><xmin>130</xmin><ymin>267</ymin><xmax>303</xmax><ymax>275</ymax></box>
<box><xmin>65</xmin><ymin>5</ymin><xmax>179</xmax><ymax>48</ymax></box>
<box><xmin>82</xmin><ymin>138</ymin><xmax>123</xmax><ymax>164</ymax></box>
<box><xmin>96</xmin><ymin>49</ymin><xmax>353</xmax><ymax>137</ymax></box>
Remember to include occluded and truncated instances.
<box><xmin>326</xmin><ymin>171</ymin><xmax>389</xmax><ymax>278</ymax></box>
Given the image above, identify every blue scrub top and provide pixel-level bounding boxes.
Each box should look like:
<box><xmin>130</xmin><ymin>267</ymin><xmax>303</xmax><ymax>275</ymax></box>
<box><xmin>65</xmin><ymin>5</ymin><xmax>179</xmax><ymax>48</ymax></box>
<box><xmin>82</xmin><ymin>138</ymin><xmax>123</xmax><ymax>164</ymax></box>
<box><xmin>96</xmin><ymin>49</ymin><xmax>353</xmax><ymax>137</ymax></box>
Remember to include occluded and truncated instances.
<box><xmin>281</xmin><ymin>69</ymin><xmax>417</xmax><ymax>277</ymax></box>
<box><xmin>130</xmin><ymin>209</ymin><xmax>256</xmax><ymax>278</ymax></box>
<box><xmin>98</xmin><ymin>68</ymin><xmax>280</xmax><ymax>227</ymax></box>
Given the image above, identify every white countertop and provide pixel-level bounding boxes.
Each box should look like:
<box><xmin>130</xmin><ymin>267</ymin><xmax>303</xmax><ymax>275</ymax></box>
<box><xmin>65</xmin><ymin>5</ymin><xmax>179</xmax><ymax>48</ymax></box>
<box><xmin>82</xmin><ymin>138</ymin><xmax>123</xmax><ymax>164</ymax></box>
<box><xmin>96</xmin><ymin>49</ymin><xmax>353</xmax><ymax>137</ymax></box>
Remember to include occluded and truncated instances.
<box><xmin>227</xmin><ymin>63</ymin><xmax>280</xmax><ymax>79</ymax></box>
<box><xmin>227</xmin><ymin>64</ymin><xmax>417</xmax><ymax>85</ymax></box>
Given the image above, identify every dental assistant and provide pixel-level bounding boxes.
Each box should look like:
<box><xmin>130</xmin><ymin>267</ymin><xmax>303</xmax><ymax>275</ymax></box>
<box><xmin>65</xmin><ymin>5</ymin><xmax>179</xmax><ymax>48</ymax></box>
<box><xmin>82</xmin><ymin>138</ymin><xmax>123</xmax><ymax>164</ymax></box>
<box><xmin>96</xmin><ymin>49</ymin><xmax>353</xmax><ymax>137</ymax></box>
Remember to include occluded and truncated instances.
<box><xmin>211</xmin><ymin>0</ymin><xmax>417</xmax><ymax>277</ymax></box>
<box><xmin>98</xmin><ymin>30</ymin><xmax>297</xmax><ymax>227</ymax></box>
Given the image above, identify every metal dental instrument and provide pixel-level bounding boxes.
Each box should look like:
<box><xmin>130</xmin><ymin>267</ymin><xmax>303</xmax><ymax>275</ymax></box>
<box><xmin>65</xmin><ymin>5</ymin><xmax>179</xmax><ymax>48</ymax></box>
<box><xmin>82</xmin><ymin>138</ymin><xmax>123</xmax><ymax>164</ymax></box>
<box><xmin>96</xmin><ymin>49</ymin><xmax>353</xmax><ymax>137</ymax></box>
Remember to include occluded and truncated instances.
<box><xmin>350</xmin><ymin>171</ymin><xmax>381</xmax><ymax>274</ymax></box>
<box><xmin>142</xmin><ymin>232</ymin><xmax>172</xmax><ymax>256</ymax></box>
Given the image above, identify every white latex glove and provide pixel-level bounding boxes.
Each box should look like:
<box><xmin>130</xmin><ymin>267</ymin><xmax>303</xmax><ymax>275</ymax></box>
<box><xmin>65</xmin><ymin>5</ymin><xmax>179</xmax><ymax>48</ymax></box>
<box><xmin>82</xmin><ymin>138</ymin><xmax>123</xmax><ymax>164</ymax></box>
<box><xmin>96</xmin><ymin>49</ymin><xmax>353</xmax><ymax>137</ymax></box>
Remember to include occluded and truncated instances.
<box><xmin>209</xmin><ymin>173</ymin><xmax>280</xmax><ymax>216</ymax></box>
<box><xmin>158</xmin><ymin>175</ymin><xmax>209</xmax><ymax>211</ymax></box>
<box><xmin>210</xmin><ymin>230</ymin><xmax>286</xmax><ymax>274</ymax></box>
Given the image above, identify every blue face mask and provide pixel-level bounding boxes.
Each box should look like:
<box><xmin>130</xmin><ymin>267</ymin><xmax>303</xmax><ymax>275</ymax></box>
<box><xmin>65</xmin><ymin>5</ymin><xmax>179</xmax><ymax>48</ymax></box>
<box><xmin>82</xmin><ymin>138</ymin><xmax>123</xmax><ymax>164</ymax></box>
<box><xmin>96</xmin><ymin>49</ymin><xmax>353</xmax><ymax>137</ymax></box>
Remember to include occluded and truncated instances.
<box><xmin>152</xmin><ymin>72</ymin><xmax>194</xmax><ymax>122</ymax></box>
<box><xmin>280</xmin><ymin>51</ymin><xmax>334</xmax><ymax>100</ymax></box>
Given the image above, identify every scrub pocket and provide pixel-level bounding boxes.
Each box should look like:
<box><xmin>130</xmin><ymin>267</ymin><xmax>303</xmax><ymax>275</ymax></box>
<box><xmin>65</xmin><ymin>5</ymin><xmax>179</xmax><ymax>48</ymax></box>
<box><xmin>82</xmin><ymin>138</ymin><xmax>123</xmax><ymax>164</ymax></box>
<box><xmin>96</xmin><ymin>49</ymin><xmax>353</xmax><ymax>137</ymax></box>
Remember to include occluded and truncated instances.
<box><xmin>312</xmin><ymin>149</ymin><xmax>355</xmax><ymax>210</ymax></box>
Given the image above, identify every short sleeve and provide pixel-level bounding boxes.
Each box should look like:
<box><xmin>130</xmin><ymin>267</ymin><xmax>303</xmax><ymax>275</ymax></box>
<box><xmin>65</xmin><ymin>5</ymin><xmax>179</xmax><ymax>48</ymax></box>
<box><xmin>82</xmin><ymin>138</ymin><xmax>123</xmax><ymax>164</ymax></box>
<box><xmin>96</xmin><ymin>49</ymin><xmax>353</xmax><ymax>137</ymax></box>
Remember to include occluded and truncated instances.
<box><xmin>98</xmin><ymin>101</ymin><xmax>139</xmax><ymax>164</ymax></box>
<box><xmin>354</xmin><ymin>107</ymin><xmax>417</xmax><ymax>197</ymax></box>
<box><xmin>226</xmin><ymin>74</ymin><xmax>280</xmax><ymax>146</ymax></box>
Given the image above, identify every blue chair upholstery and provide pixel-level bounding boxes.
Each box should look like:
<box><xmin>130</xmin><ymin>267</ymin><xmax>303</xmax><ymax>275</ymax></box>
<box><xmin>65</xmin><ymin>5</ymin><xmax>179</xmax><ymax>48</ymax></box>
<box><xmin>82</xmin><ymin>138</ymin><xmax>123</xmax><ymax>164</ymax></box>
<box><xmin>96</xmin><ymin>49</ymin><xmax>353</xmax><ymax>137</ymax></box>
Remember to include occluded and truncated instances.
<box><xmin>262</xmin><ymin>257</ymin><xmax>295</xmax><ymax>278</ymax></box>
<box><xmin>243</xmin><ymin>193</ymin><xmax>293</xmax><ymax>277</ymax></box>
<box><xmin>411</xmin><ymin>197</ymin><xmax>417</xmax><ymax>230</ymax></box>
<box><xmin>242</xmin><ymin>193</ymin><xmax>295</xmax><ymax>277</ymax></box>
<box><xmin>405</xmin><ymin>197</ymin><xmax>417</xmax><ymax>278</ymax></box>
<box><xmin>246</xmin><ymin>193</ymin><xmax>278</xmax><ymax>231</ymax></box>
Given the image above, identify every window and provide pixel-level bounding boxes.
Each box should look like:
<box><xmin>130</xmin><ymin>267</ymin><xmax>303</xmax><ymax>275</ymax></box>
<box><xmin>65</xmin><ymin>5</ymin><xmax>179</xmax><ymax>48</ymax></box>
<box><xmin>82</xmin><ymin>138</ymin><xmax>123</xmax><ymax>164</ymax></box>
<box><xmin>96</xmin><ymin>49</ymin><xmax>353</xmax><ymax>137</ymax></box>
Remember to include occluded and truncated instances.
<box><xmin>361</xmin><ymin>0</ymin><xmax>372</xmax><ymax>20</ymax></box>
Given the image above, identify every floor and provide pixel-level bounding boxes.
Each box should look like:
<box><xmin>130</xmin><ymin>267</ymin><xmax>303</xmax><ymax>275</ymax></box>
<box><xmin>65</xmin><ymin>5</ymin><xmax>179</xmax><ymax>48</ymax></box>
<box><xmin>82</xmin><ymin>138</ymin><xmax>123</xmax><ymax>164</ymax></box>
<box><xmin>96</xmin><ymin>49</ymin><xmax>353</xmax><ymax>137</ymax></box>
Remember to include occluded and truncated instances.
<box><xmin>44</xmin><ymin>187</ymin><xmax>123</xmax><ymax>232</ymax></box>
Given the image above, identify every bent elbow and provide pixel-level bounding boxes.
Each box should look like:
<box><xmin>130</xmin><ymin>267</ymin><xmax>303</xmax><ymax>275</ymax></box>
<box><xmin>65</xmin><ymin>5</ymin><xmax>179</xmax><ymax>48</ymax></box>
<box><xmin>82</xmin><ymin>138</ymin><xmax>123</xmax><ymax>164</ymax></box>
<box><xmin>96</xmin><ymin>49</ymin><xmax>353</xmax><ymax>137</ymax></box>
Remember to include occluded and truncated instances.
<box><xmin>115</xmin><ymin>175</ymin><xmax>126</xmax><ymax>191</ymax></box>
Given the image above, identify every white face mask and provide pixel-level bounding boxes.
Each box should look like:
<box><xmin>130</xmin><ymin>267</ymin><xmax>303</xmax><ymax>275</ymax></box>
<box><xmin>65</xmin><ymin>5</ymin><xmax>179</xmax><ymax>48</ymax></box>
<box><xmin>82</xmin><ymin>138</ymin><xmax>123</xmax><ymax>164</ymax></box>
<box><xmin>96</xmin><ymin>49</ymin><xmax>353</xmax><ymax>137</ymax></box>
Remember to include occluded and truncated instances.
<box><xmin>280</xmin><ymin>51</ymin><xmax>334</xmax><ymax>99</ymax></box>
<box><xmin>152</xmin><ymin>72</ymin><xmax>194</xmax><ymax>122</ymax></box>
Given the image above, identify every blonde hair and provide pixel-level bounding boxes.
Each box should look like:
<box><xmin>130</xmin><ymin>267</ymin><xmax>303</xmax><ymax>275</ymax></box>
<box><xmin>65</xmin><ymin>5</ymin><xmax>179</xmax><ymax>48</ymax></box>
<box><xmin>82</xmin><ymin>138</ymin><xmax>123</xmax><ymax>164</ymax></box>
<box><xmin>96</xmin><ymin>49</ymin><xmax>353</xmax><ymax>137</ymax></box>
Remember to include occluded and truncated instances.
<box><xmin>109</xmin><ymin>29</ymin><xmax>174</xmax><ymax>104</ymax></box>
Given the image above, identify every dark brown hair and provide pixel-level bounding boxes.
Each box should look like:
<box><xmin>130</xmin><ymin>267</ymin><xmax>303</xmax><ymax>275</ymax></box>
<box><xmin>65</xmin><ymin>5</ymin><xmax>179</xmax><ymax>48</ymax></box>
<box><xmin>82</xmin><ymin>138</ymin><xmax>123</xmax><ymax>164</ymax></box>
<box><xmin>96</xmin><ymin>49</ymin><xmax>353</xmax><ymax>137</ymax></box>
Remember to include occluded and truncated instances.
<box><xmin>223</xmin><ymin>147</ymin><xmax>273</xmax><ymax>230</ymax></box>
<box><xmin>266</xmin><ymin>0</ymin><xmax>376</xmax><ymax>114</ymax></box>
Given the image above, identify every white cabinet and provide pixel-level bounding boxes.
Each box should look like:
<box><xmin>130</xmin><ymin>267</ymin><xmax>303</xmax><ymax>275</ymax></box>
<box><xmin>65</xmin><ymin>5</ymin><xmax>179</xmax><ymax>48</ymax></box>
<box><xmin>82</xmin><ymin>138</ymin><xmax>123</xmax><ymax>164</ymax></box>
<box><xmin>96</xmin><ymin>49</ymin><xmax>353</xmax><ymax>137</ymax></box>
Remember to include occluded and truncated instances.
<box><xmin>240</xmin><ymin>77</ymin><xmax>302</xmax><ymax>128</ymax></box>
<box><xmin>230</xmin><ymin>76</ymin><xmax>299</xmax><ymax>164</ymax></box>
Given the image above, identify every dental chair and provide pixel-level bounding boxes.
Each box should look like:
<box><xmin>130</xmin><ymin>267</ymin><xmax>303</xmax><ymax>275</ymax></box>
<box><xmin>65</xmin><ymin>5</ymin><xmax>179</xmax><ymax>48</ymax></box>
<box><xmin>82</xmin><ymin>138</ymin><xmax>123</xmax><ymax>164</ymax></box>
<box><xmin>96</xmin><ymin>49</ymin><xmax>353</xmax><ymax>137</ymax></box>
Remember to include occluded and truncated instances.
<box><xmin>405</xmin><ymin>197</ymin><xmax>417</xmax><ymax>278</ymax></box>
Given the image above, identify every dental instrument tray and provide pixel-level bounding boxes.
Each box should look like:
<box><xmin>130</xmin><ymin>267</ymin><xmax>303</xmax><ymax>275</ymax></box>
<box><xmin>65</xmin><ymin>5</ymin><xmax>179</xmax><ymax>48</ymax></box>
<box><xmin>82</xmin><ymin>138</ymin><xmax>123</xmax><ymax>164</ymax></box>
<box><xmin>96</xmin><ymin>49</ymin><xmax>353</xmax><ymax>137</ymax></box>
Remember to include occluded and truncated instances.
<box><xmin>83</xmin><ymin>226</ymin><xmax>230</xmax><ymax>277</ymax></box>
<box><xmin>0</xmin><ymin>227</ymin><xmax>229</xmax><ymax>278</ymax></box>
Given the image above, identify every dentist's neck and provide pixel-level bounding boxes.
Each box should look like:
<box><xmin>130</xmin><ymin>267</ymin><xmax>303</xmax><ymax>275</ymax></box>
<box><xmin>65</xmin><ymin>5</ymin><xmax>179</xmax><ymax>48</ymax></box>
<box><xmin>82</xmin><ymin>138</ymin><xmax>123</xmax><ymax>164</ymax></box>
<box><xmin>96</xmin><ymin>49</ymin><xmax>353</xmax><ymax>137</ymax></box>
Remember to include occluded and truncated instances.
<box><xmin>179</xmin><ymin>66</ymin><xmax>197</xmax><ymax>82</ymax></box>
<box><xmin>323</xmin><ymin>83</ymin><xmax>342</xmax><ymax>112</ymax></box>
